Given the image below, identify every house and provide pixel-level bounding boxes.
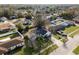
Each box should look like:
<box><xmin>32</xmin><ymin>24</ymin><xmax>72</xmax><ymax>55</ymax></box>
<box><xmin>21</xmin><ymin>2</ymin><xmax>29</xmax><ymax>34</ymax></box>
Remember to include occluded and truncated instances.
<box><xmin>73</xmin><ymin>16</ymin><xmax>79</xmax><ymax>24</ymax></box>
<box><xmin>10</xmin><ymin>15</ymin><xmax>17</xmax><ymax>19</ymax></box>
<box><xmin>0</xmin><ymin>37</ymin><xmax>24</xmax><ymax>55</ymax></box>
<box><xmin>0</xmin><ymin>17</ymin><xmax>16</xmax><ymax>33</ymax></box>
<box><xmin>36</xmin><ymin>27</ymin><xmax>51</xmax><ymax>38</ymax></box>
<box><xmin>0</xmin><ymin>22</ymin><xmax>14</xmax><ymax>32</ymax></box>
<box><xmin>23</xmin><ymin>19</ymin><xmax>32</xmax><ymax>25</ymax></box>
<box><xmin>26</xmin><ymin>27</ymin><xmax>51</xmax><ymax>49</ymax></box>
<box><xmin>0</xmin><ymin>17</ymin><xmax>8</xmax><ymax>22</ymax></box>
<box><xmin>46</xmin><ymin>14</ymin><xmax>53</xmax><ymax>20</ymax></box>
<box><xmin>50</xmin><ymin>19</ymin><xmax>74</xmax><ymax>31</ymax></box>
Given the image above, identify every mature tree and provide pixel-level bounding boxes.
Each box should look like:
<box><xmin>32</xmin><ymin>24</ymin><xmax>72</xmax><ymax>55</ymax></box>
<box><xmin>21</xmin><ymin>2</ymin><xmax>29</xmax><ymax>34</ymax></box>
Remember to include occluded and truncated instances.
<box><xmin>1</xmin><ymin>6</ymin><xmax>15</xmax><ymax>18</ymax></box>
<box><xmin>32</xmin><ymin>14</ymin><xmax>50</xmax><ymax>29</ymax></box>
<box><xmin>50</xmin><ymin>15</ymin><xmax>57</xmax><ymax>20</ymax></box>
<box><xmin>24</xmin><ymin>35</ymin><xmax>29</xmax><ymax>47</ymax></box>
<box><xmin>0</xmin><ymin>8</ymin><xmax>3</xmax><ymax>17</ymax></box>
<box><xmin>17</xmin><ymin>12</ymin><xmax>24</xmax><ymax>18</ymax></box>
<box><xmin>60</xmin><ymin>12</ymin><xmax>74</xmax><ymax>20</ymax></box>
<box><xmin>16</xmin><ymin>22</ymin><xmax>24</xmax><ymax>33</ymax></box>
<box><xmin>22</xmin><ymin>35</ymin><xmax>32</xmax><ymax>55</ymax></box>
<box><xmin>25</xmin><ymin>13</ymin><xmax>32</xmax><ymax>19</ymax></box>
<box><xmin>60</xmin><ymin>7</ymin><xmax>79</xmax><ymax>20</ymax></box>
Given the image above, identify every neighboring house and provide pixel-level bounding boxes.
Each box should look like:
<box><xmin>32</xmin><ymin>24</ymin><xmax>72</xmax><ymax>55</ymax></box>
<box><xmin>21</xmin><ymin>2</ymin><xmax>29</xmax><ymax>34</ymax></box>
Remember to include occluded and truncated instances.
<box><xmin>0</xmin><ymin>17</ymin><xmax>8</xmax><ymax>22</ymax></box>
<box><xmin>10</xmin><ymin>15</ymin><xmax>17</xmax><ymax>19</ymax></box>
<box><xmin>46</xmin><ymin>13</ymin><xmax>61</xmax><ymax>21</ymax></box>
<box><xmin>0</xmin><ymin>17</ymin><xmax>16</xmax><ymax>33</ymax></box>
<box><xmin>0</xmin><ymin>22</ymin><xmax>14</xmax><ymax>32</ymax></box>
<box><xmin>23</xmin><ymin>19</ymin><xmax>32</xmax><ymax>25</ymax></box>
<box><xmin>50</xmin><ymin>19</ymin><xmax>74</xmax><ymax>31</ymax></box>
<box><xmin>74</xmin><ymin>20</ymin><xmax>79</xmax><ymax>24</ymax></box>
<box><xmin>0</xmin><ymin>37</ymin><xmax>24</xmax><ymax>55</ymax></box>
<box><xmin>73</xmin><ymin>16</ymin><xmax>79</xmax><ymax>24</ymax></box>
<box><xmin>20</xmin><ymin>18</ymin><xmax>32</xmax><ymax>26</ymax></box>
<box><xmin>46</xmin><ymin>14</ymin><xmax>53</xmax><ymax>20</ymax></box>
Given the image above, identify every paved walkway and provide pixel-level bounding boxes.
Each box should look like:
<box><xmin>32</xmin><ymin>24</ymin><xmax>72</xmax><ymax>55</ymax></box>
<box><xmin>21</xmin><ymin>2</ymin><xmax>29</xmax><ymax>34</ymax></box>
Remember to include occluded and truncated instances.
<box><xmin>51</xmin><ymin>36</ymin><xmax>63</xmax><ymax>46</ymax></box>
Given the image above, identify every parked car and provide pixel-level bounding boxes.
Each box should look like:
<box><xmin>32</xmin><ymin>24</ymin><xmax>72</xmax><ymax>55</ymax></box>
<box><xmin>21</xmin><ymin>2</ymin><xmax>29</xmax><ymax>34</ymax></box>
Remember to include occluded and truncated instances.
<box><xmin>57</xmin><ymin>30</ymin><xmax>67</xmax><ymax>36</ymax></box>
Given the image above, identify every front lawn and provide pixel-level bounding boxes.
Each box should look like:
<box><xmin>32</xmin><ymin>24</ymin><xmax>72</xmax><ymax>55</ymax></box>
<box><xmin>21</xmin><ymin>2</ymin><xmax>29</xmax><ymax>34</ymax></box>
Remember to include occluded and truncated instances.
<box><xmin>53</xmin><ymin>34</ymin><xmax>67</xmax><ymax>43</ymax></box>
<box><xmin>40</xmin><ymin>44</ymin><xmax>58</xmax><ymax>55</ymax></box>
<box><xmin>63</xmin><ymin>26</ymin><xmax>79</xmax><ymax>34</ymax></box>
<box><xmin>73</xmin><ymin>46</ymin><xmax>79</xmax><ymax>55</ymax></box>
<box><xmin>69</xmin><ymin>29</ymin><xmax>79</xmax><ymax>37</ymax></box>
<box><xmin>53</xmin><ymin>34</ymin><xmax>61</xmax><ymax>40</ymax></box>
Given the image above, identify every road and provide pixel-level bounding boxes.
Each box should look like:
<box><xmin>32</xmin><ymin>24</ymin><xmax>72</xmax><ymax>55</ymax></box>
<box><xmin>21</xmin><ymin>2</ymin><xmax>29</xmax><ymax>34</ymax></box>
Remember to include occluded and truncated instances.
<box><xmin>49</xmin><ymin>34</ymin><xmax>79</xmax><ymax>55</ymax></box>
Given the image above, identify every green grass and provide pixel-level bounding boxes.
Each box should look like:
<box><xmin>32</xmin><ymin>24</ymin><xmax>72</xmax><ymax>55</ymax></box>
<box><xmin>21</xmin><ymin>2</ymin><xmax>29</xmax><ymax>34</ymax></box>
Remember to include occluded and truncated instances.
<box><xmin>14</xmin><ymin>39</ymin><xmax>53</xmax><ymax>55</ymax></box>
<box><xmin>53</xmin><ymin>34</ymin><xmax>61</xmax><ymax>40</ymax></box>
<box><xmin>15</xmin><ymin>42</ymin><xmax>53</xmax><ymax>55</ymax></box>
<box><xmin>73</xmin><ymin>46</ymin><xmax>79</xmax><ymax>55</ymax></box>
<box><xmin>53</xmin><ymin>34</ymin><xmax>67</xmax><ymax>43</ymax></box>
<box><xmin>69</xmin><ymin>29</ymin><xmax>79</xmax><ymax>37</ymax></box>
<box><xmin>61</xmin><ymin>38</ymin><xmax>68</xmax><ymax>43</ymax></box>
<box><xmin>40</xmin><ymin>44</ymin><xmax>58</xmax><ymax>55</ymax></box>
<box><xmin>63</xmin><ymin>26</ymin><xmax>79</xmax><ymax>34</ymax></box>
<box><xmin>14</xmin><ymin>50</ymin><xmax>23</xmax><ymax>55</ymax></box>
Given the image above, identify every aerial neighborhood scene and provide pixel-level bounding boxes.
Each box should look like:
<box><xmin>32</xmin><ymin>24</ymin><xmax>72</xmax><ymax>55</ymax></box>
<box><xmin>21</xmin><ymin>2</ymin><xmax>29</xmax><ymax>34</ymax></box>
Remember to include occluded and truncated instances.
<box><xmin>0</xmin><ymin>4</ymin><xmax>79</xmax><ymax>55</ymax></box>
